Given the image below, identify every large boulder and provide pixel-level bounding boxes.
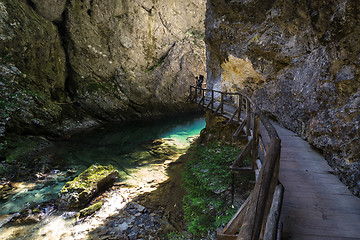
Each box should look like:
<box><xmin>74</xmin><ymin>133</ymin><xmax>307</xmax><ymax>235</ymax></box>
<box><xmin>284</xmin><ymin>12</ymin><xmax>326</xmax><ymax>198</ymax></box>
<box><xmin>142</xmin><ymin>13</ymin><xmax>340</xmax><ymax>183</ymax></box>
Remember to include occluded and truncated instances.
<box><xmin>56</xmin><ymin>165</ymin><xmax>119</xmax><ymax>209</ymax></box>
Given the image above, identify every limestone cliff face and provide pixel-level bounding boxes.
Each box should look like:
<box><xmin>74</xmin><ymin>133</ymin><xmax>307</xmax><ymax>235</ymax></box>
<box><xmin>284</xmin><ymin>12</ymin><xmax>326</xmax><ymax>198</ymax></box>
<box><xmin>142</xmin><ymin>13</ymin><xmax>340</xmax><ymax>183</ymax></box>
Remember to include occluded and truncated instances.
<box><xmin>0</xmin><ymin>0</ymin><xmax>67</xmax><ymax>136</ymax></box>
<box><xmin>63</xmin><ymin>0</ymin><xmax>206</xmax><ymax>119</ymax></box>
<box><xmin>0</xmin><ymin>0</ymin><xmax>206</xmax><ymax>138</ymax></box>
<box><xmin>206</xmin><ymin>0</ymin><xmax>360</xmax><ymax>195</ymax></box>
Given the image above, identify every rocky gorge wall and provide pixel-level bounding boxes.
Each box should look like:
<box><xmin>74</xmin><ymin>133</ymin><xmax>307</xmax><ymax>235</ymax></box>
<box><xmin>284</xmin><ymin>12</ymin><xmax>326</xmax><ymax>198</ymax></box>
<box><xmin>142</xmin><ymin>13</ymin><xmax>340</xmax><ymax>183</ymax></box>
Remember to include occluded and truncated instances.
<box><xmin>205</xmin><ymin>0</ymin><xmax>359</xmax><ymax>195</ymax></box>
<box><xmin>0</xmin><ymin>0</ymin><xmax>206</xmax><ymax>139</ymax></box>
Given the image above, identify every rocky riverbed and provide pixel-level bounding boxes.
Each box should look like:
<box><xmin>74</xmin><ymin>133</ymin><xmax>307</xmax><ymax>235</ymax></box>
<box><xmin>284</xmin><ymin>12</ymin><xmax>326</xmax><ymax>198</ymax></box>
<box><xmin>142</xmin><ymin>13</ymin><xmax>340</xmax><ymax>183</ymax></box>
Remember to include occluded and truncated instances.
<box><xmin>0</xmin><ymin>137</ymin><xmax>194</xmax><ymax>240</ymax></box>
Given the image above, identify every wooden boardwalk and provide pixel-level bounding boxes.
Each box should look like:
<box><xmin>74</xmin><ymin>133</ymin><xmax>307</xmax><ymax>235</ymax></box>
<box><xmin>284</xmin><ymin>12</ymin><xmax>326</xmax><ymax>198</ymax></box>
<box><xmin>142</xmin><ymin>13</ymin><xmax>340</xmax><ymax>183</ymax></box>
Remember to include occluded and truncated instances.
<box><xmin>190</xmin><ymin>87</ymin><xmax>360</xmax><ymax>239</ymax></box>
<box><xmin>274</xmin><ymin>122</ymin><xmax>360</xmax><ymax>240</ymax></box>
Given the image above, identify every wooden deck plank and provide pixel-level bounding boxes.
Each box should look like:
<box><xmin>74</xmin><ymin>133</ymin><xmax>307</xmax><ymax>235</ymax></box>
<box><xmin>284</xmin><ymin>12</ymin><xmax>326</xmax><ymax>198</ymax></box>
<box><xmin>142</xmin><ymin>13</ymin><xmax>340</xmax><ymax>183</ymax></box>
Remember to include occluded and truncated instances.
<box><xmin>273</xmin><ymin>122</ymin><xmax>360</xmax><ymax>240</ymax></box>
<box><xmin>281</xmin><ymin>214</ymin><xmax>360</xmax><ymax>238</ymax></box>
<box><xmin>282</xmin><ymin>232</ymin><xmax>360</xmax><ymax>240</ymax></box>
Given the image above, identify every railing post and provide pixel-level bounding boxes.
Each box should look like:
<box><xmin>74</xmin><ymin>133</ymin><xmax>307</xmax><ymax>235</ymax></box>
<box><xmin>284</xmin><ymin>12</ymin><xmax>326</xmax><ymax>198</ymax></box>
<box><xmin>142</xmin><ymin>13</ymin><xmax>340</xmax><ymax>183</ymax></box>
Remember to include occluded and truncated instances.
<box><xmin>252</xmin><ymin>113</ymin><xmax>260</xmax><ymax>170</ymax></box>
<box><xmin>202</xmin><ymin>88</ymin><xmax>205</xmax><ymax>106</ymax></box>
<box><xmin>246</xmin><ymin>98</ymin><xmax>251</xmax><ymax>136</ymax></box>
<box><xmin>211</xmin><ymin>90</ymin><xmax>214</xmax><ymax>110</ymax></box>
<box><xmin>190</xmin><ymin>86</ymin><xmax>193</xmax><ymax>101</ymax></box>
<box><xmin>221</xmin><ymin>92</ymin><xmax>224</xmax><ymax>114</ymax></box>
<box><xmin>238</xmin><ymin>95</ymin><xmax>242</xmax><ymax>122</ymax></box>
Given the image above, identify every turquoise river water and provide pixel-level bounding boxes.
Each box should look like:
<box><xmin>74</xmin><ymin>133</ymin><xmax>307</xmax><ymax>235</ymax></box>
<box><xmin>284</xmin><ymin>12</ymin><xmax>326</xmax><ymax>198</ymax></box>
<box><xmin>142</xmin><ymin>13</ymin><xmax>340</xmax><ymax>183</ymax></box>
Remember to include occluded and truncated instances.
<box><xmin>0</xmin><ymin>113</ymin><xmax>205</xmax><ymax>239</ymax></box>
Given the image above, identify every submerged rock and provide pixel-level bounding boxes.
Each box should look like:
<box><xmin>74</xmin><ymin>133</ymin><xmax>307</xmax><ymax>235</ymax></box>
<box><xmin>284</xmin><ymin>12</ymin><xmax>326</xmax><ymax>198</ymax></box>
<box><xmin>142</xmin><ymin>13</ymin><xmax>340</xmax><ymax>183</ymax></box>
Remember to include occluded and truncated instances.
<box><xmin>56</xmin><ymin>165</ymin><xmax>119</xmax><ymax>209</ymax></box>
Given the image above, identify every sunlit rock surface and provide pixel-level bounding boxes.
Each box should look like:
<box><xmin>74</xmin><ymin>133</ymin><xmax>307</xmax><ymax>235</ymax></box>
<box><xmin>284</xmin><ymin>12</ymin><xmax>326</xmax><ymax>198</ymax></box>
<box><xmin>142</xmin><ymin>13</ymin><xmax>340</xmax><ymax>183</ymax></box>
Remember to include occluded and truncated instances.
<box><xmin>205</xmin><ymin>0</ymin><xmax>360</xmax><ymax>195</ymax></box>
<box><xmin>56</xmin><ymin>165</ymin><xmax>119</xmax><ymax>209</ymax></box>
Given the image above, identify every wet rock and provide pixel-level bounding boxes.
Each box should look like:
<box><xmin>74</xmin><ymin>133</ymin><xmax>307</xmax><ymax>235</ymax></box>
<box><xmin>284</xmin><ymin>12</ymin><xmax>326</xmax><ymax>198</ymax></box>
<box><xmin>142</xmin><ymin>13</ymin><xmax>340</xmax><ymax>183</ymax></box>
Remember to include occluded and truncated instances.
<box><xmin>9</xmin><ymin>201</ymin><xmax>56</xmax><ymax>226</ymax></box>
<box><xmin>15</xmin><ymin>214</ymin><xmax>41</xmax><ymax>224</ymax></box>
<box><xmin>142</xmin><ymin>138</ymin><xmax>179</xmax><ymax>158</ymax></box>
<box><xmin>56</xmin><ymin>165</ymin><xmax>119</xmax><ymax>209</ymax></box>
<box><xmin>0</xmin><ymin>182</ymin><xmax>13</xmax><ymax>200</ymax></box>
<box><xmin>76</xmin><ymin>201</ymin><xmax>103</xmax><ymax>219</ymax></box>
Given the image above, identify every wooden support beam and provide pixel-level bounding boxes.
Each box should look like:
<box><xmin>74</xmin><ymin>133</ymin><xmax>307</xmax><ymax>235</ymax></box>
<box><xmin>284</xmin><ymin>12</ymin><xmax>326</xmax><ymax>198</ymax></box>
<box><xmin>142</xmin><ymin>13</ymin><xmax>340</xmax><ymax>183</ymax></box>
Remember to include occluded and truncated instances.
<box><xmin>256</xmin><ymin>159</ymin><xmax>262</xmax><ymax>170</ymax></box>
<box><xmin>252</xmin><ymin>113</ymin><xmax>260</xmax><ymax>170</ymax></box>
<box><xmin>214</xmin><ymin>103</ymin><xmax>222</xmax><ymax>115</ymax></box>
<box><xmin>259</xmin><ymin>124</ymin><xmax>271</xmax><ymax>149</ymax></box>
<box><xmin>233</xmin><ymin>119</ymin><xmax>247</xmax><ymax>138</ymax></box>
<box><xmin>246</xmin><ymin>99</ymin><xmax>251</xmax><ymax>136</ymax></box>
<box><xmin>259</xmin><ymin>136</ymin><xmax>267</xmax><ymax>160</ymax></box>
<box><xmin>206</xmin><ymin>98</ymin><xmax>212</xmax><ymax>109</ymax></box>
<box><xmin>237</xmin><ymin>138</ymin><xmax>281</xmax><ymax>240</ymax></box>
<box><xmin>221</xmin><ymin>92</ymin><xmax>224</xmax><ymax>114</ymax></box>
<box><xmin>264</xmin><ymin>184</ymin><xmax>284</xmax><ymax>240</ymax></box>
<box><xmin>222</xmin><ymin>196</ymin><xmax>251</xmax><ymax>235</ymax></box>
<box><xmin>238</xmin><ymin>95</ymin><xmax>242</xmax><ymax>122</ymax></box>
<box><xmin>211</xmin><ymin>90</ymin><xmax>214</xmax><ymax>110</ymax></box>
<box><xmin>255</xmin><ymin>169</ymin><xmax>260</xmax><ymax>180</ymax></box>
<box><xmin>231</xmin><ymin>138</ymin><xmax>253</xmax><ymax>168</ymax></box>
<box><xmin>199</xmin><ymin>89</ymin><xmax>205</xmax><ymax>105</ymax></box>
<box><xmin>228</xmin><ymin>107</ymin><xmax>239</xmax><ymax>123</ymax></box>
<box><xmin>230</xmin><ymin>166</ymin><xmax>253</xmax><ymax>173</ymax></box>
<box><xmin>217</xmin><ymin>233</ymin><xmax>238</xmax><ymax>240</ymax></box>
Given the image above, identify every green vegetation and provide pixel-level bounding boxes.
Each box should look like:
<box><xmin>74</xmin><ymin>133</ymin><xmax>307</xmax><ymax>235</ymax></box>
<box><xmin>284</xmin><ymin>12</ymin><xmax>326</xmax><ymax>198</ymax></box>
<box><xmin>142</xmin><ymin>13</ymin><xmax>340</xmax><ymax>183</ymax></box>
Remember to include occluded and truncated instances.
<box><xmin>76</xmin><ymin>201</ymin><xmax>103</xmax><ymax>219</ymax></box>
<box><xmin>181</xmin><ymin>141</ymin><xmax>252</xmax><ymax>237</ymax></box>
<box><xmin>57</xmin><ymin>164</ymin><xmax>119</xmax><ymax>209</ymax></box>
<box><xmin>185</xmin><ymin>26</ymin><xmax>205</xmax><ymax>48</ymax></box>
<box><xmin>61</xmin><ymin>165</ymin><xmax>118</xmax><ymax>192</ymax></box>
<box><xmin>185</xmin><ymin>26</ymin><xmax>205</xmax><ymax>40</ymax></box>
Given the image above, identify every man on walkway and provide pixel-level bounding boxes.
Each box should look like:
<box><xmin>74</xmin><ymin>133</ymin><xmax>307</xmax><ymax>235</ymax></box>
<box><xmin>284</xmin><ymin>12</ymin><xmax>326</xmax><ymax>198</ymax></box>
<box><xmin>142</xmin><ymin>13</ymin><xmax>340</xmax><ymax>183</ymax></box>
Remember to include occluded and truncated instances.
<box><xmin>196</xmin><ymin>75</ymin><xmax>204</xmax><ymax>96</ymax></box>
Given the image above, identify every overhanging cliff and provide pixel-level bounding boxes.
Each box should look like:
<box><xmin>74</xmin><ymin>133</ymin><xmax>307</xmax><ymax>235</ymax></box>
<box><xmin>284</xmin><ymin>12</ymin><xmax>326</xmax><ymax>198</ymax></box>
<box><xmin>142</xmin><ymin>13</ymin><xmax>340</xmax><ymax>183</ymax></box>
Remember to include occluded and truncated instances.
<box><xmin>205</xmin><ymin>0</ymin><xmax>359</xmax><ymax>195</ymax></box>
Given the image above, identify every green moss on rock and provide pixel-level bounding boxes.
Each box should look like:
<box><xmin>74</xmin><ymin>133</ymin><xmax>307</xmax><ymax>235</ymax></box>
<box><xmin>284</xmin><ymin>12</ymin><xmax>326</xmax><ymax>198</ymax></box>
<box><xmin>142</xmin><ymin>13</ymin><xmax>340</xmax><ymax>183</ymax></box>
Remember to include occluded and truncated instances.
<box><xmin>76</xmin><ymin>201</ymin><xmax>103</xmax><ymax>219</ymax></box>
<box><xmin>56</xmin><ymin>164</ymin><xmax>119</xmax><ymax>209</ymax></box>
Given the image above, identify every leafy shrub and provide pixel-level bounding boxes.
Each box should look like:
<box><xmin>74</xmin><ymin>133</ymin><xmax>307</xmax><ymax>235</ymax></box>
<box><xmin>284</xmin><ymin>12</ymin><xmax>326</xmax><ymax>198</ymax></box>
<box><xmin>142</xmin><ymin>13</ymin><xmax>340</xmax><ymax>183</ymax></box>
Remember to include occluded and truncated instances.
<box><xmin>182</xmin><ymin>142</ymin><xmax>241</xmax><ymax>236</ymax></box>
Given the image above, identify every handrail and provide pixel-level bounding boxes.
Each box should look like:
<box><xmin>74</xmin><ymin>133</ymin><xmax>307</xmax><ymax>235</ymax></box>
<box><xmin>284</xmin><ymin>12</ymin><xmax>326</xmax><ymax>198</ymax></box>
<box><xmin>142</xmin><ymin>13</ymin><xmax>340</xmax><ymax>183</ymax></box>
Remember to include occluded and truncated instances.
<box><xmin>189</xmin><ymin>85</ymin><xmax>283</xmax><ymax>240</ymax></box>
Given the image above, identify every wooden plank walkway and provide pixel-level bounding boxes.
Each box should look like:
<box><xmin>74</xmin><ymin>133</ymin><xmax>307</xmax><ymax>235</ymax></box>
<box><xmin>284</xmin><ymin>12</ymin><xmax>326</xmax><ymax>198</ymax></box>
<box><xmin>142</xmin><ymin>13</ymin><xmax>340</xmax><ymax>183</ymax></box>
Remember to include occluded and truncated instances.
<box><xmin>274</xmin><ymin>122</ymin><xmax>360</xmax><ymax>240</ymax></box>
<box><xmin>191</xmin><ymin>90</ymin><xmax>360</xmax><ymax>239</ymax></box>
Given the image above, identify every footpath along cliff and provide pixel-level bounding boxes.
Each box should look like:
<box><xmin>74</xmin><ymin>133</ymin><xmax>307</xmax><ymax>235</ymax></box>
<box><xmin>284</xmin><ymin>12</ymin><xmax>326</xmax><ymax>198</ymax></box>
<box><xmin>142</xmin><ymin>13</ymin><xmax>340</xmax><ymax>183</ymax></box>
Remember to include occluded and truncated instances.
<box><xmin>205</xmin><ymin>0</ymin><xmax>359</xmax><ymax>196</ymax></box>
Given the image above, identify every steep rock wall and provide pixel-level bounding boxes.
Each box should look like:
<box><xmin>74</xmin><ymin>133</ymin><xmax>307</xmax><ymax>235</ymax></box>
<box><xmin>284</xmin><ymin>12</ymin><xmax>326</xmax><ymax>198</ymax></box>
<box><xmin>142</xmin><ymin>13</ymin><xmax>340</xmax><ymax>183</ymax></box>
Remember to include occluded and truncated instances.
<box><xmin>0</xmin><ymin>0</ymin><xmax>206</xmax><ymax>138</ymax></box>
<box><xmin>0</xmin><ymin>0</ymin><xmax>67</xmax><ymax>136</ymax></box>
<box><xmin>205</xmin><ymin>0</ymin><xmax>359</xmax><ymax>195</ymax></box>
<box><xmin>63</xmin><ymin>0</ymin><xmax>206</xmax><ymax>119</ymax></box>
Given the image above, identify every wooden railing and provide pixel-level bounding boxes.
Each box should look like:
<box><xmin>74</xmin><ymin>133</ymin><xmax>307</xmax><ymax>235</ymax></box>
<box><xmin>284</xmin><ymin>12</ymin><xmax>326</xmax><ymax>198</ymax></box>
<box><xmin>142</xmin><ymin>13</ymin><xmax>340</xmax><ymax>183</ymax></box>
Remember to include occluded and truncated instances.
<box><xmin>189</xmin><ymin>86</ymin><xmax>284</xmax><ymax>240</ymax></box>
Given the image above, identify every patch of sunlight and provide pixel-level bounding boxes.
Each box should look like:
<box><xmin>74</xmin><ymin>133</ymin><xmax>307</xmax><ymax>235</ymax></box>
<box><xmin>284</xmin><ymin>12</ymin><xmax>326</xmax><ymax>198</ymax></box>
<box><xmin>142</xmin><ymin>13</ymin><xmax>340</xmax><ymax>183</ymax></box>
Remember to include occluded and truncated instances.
<box><xmin>221</xmin><ymin>55</ymin><xmax>265</xmax><ymax>94</ymax></box>
<box><xmin>161</xmin><ymin>117</ymin><xmax>205</xmax><ymax>147</ymax></box>
<box><xmin>35</xmin><ymin>215</ymin><xmax>74</xmax><ymax>240</ymax></box>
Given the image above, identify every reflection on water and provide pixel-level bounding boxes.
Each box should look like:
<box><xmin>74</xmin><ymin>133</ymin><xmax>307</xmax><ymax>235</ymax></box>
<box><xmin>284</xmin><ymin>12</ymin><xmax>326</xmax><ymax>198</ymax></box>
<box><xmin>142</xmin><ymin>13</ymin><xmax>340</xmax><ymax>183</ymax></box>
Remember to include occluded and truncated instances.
<box><xmin>0</xmin><ymin>113</ymin><xmax>205</xmax><ymax>239</ymax></box>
